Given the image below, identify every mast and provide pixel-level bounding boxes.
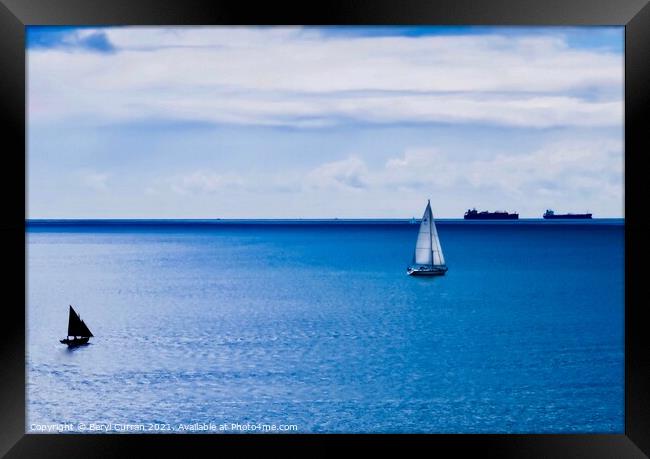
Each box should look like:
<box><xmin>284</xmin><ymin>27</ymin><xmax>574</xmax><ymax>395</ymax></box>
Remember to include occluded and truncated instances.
<box><xmin>428</xmin><ymin>200</ymin><xmax>433</xmax><ymax>267</ymax></box>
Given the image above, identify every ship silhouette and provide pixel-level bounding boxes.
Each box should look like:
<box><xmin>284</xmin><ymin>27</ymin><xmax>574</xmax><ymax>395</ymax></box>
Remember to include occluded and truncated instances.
<box><xmin>60</xmin><ymin>305</ymin><xmax>93</xmax><ymax>347</ymax></box>
<box><xmin>464</xmin><ymin>208</ymin><xmax>519</xmax><ymax>220</ymax></box>
<box><xmin>543</xmin><ymin>209</ymin><xmax>592</xmax><ymax>219</ymax></box>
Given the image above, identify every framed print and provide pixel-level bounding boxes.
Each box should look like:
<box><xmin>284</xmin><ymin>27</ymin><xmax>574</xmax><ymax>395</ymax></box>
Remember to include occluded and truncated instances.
<box><xmin>1</xmin><ymin>0</ymin><xmax>649</xmax><ymax>457</ymax></box>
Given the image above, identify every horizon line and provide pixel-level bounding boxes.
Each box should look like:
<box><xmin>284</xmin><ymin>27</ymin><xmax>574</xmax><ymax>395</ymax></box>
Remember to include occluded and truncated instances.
<box><xmin>26</xmin><ymin>217</ymin><xmax>625</xmax><ymax>223</ymax></box>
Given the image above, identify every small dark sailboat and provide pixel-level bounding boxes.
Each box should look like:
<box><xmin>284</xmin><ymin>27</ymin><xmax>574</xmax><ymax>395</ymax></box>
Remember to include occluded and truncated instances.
<box><xmin>60</xmin><ymin>305</ymin><xmax>93</xmax><ymax>346</ymax></box>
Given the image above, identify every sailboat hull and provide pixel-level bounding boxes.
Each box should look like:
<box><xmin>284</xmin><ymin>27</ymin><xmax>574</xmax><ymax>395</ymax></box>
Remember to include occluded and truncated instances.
<box><xmin>407</xmin><ymin>266</ymin><xmax>448</xmax><ymax>276</ymax></box>
<box><xmin>60</xmin><ymin>337</ymin><xmax>90</xmax><ymax>346</ymax></box>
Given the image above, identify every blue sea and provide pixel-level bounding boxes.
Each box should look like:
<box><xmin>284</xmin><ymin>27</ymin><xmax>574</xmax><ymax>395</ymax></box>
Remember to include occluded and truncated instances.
<box><xmin>26</xmin><ymin>220</ymin><xmax>624</xmax><ymax>433</ymax></box>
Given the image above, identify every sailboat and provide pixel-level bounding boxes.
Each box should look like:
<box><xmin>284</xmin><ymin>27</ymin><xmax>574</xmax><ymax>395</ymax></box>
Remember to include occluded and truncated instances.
<box><xmin>407</xmin><ymin>200</ymin><xmax>448</xmax><ymax>276</ymax></box>
<box><xmin>60</xmin><ymin>305</ymin><xmax>94</xmax><ymax>346</ymax></box>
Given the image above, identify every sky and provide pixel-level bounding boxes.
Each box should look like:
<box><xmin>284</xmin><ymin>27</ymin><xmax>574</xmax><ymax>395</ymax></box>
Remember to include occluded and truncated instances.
<box><xmin>26</xmin><ymin>26</ymin><xmax>624</xmax><ymax>219</ymax></box>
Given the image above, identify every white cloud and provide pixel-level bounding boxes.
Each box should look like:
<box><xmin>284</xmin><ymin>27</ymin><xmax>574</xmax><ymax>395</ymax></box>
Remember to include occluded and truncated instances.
<box><xmin>26</xmin><ymin>28</ymin><xmax>624</xmax><ymax>219</ymax></box>
<box><xmin>296</xmin><ymin>137</ymin><xmax>623</xmax><ymax>216</ymax></box>
<box><xmin>169</xmin><ymin>170</ymin><xmax>244</xmax><ymax>195</ymax></box>
<box><xmin>159</xmin><ymin>137</ymin><xmax>622</xmax><ymax>214</ymax></box>
<box><xmin>306</xmin><ymin>156</ymin><xmax>368</xmax><ymax>190</ymax></box>
<box><xmin>387</xmin><ymin>138</ymin><xmax>622</xmax><ymax>193</ymax></box>
<box><xmin>28</xmin><ymin>27</ymin><xmax>623</xmax><ymax>129</ymax></box>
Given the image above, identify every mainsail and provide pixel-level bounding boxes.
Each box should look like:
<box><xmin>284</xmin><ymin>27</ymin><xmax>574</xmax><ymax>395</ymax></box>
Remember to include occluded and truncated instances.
<box><xmin>414</xmin><ymin>204</ymin><xmax>433</xmax><ymax>265</ymax></box>
<box><xmin>414</xmin><ymin>200</ymin><xmax>445</xmax><ymax>267</ymax></box>
<box><xmin>430</xmin><ymin>210</ymin><xmax>445</xmax><ymax>266</ymax></box>
<box><xmin>67</xmin><ymin>305</ymin><xmax>93</xmax><ymax>338</ymax></box>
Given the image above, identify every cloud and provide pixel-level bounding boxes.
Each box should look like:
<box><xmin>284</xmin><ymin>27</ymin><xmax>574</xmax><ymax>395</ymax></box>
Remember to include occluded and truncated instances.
<box><xmin>27</xmin><ymin>27</ymin><xmax>115</xmax><ymax>53</ymax></box>
<box><xmin>461</xmin><ymin>139</ymin><xmax>623</xmax><ymax>196</ymax></box>
<box><xmin>26</xmin><ymin>27</ymin><xmax>624</xmax><ymax>219</ymax></box>
<box><xmin>169</xmin><ymin>170</ymin><xmax>245</xmax><ymax>195</ymax></box>
<box><xmin>306</xmin><ymin>156</ymin><xmax>368</xmax><ymax>190</ymax></box>
<box><xmin>27</xmin><ymin>27</ymin><xmax>623</xmax><ymax>129</ymax></box>
<box><xmin>296</xmin><ymin>136</ymin><xmax>623</xmax><ymax>215</ymax></box>
<box><xmin>381</xmin><ymin>138</ymin><xmax>623</xmax><ymax>194</ymax></box>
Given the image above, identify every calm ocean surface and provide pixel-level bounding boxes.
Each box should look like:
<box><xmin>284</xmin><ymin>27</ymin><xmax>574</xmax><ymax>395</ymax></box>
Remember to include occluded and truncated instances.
<box><xmin>26</xmin><ymin>220</ymin><xmax>624</xmax><ymax>433</ymax></box>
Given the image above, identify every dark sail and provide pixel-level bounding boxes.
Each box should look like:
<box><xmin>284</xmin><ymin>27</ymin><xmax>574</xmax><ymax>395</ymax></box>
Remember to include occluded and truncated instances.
<box><xmin>67</xmin><ymin>305</ymin><xmax>93</xmax><ymax>337</ymax></box>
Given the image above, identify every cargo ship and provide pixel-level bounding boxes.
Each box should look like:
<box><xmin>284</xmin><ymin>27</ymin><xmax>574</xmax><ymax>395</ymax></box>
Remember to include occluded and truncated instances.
<box><xmin>543</xmin><ymin>210</ymin><xmax>592</xmax><ymax>219</ymax></box>
<box><xmin>464</xmin><ymin>209</ymin><xmax>519</xmax><ymax>220</ymax></box>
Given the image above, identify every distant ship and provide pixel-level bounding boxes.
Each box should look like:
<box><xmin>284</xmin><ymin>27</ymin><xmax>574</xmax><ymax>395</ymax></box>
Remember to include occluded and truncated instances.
<box><xmin>464</xmin><ymin>208</ymin><xmax>519</xmax><ymax>220</ymax></box>
<box><xmin>60</xmin><ymin>305</ymin><xmax>93</xmax><ymax>347</ymax></box>
<box><xmin>407</xmin><ymin>200</ymin><xmax>447</xmax><ymax>276</ymax></box>
<box><xmin>543</xmin><ymin>210</ymin><xmax>592</xmax><ymax>219</ymax></box>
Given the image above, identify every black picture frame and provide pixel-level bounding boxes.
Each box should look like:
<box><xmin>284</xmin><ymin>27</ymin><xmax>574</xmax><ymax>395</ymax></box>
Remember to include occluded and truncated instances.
<box><xmin>1</xmin><ymin>0</ymin><xmax>648</xmax><ymax>456</ymax></box>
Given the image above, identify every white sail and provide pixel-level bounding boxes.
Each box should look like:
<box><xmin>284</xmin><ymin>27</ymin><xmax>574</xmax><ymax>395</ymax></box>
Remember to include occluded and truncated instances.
<box><xmin>430</xmin><ymin>212</ymin><xmax>445</xmax><ymax>266</ymax></box>
<box><xmin>414</xmin><ymin>203</ymin><xmax>433</xmax><ymax>265</ymax></box>
<box><xmin>414</xmin><ymin>201</ymin><xmax>445</xmax><ymax>267</ymax></box>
